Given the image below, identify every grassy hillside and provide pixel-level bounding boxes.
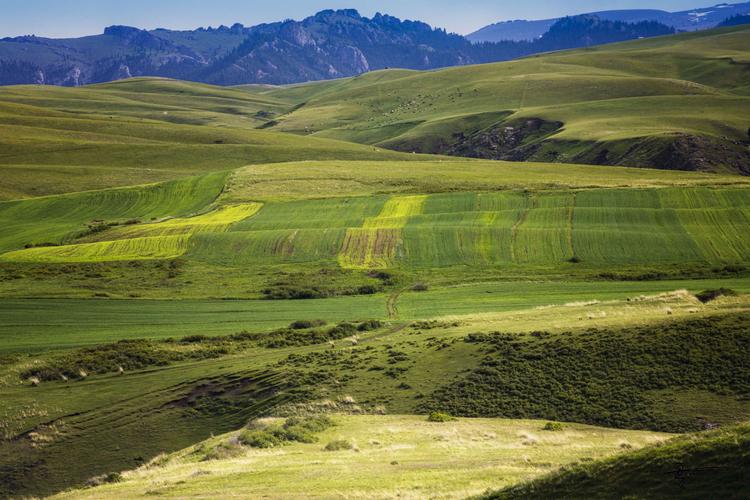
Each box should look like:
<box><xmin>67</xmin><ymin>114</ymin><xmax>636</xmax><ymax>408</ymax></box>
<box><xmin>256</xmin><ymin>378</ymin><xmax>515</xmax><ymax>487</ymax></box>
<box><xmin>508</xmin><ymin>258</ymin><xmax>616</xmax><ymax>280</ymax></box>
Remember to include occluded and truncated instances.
<box><xmin>0</xmin><ymin>78</ymin><xmax>419</xmax><ymax>199</ymax></box>
<box><xmin>486</xmin><ymin>423</ymin><xmax>750</xmax><ymax>499</ymax></box>
<box><xmin>53</xmin><ymin>415</ymin><xmax>669</xmax><ymax>499</ymax></box>
<box><xmin>2</xmin><ymin>292</ymin><xmax>749</xmax><ymax>496</ymax></box>
<box><xmin>257</xmin><ymin>26</ymin><xmax>750</xmax><ymax>173</ymax></box>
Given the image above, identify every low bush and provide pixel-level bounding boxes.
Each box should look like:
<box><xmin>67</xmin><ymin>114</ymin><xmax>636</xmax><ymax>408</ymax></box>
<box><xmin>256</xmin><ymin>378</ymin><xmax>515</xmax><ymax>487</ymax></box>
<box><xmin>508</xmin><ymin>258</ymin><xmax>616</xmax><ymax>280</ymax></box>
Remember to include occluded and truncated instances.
<box><xmin>427</xmin><ymin>412</ymin><xmax>456</xmax><ymax>422</ymax></box>
<box><xmin>324</xmin><ymin>439</ymin><xmax>353</xmax><ymax>451</ymax></box>
<box><xmin>289</xmin><ymin>319</ymin><xmax>327</xmax><ymax>330</ymax></box>
<box><xmin>19</xmin><ymin>338</ymin><xmax>230</xmax><ymax>382</ymax></box>
<box><xmin>239</xmin><ymin>416</ymin><xmax>335</xmax><ymax>448</ymax></box>
<box><xmin>201</xmin><ymin>441</ymin><xmax>246</xmax><ymax>461</ymax></box>
<box><xmin>260</xmin><ymin>322</ymin><xmax>357</xmax><ymax>348</ymax></box>
<box><xmin>357</xmin><ymin>319</ymin><xmax>384</xmax><ymax>332</ymax></box>
<box><xmin>85</xmin><ymin>472</ymin><xmax>122</xmax><ymax>488</ymax></box>
<box><xmin>543</xmin><ymin>422</ymin><xmax>565</xmax><ymax>431</ymax></box>
<box><xmin>695</xmin><ymin>288</ymin><xmax>737</xmax><ymax>303</ymax></box>
<box><xmin>238</xmin><ymin>429</ymin><xmax>283</xmax><ymax>448</ymax></box>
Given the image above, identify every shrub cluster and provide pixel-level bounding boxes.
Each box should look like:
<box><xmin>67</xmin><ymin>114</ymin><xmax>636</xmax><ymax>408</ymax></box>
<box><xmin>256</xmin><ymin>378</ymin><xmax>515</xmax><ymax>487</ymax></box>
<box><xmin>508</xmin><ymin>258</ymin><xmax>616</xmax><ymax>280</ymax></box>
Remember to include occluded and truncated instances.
<box><xmin>695</xmin><ymin>288</ymin><xmax>737</xmax><ymax>304</ymax></box>
<box><xmin>289</xmin><ymin>319</ymin><xmax>328</xmax><ymax>330</ymax></box>
<box><xmin>262</xmin><ymin>284</ymin><xmax>382</xmax><ymax>300</ymax></box>
<box><xmin>22</xmin><ymin>319</ymin><xmax>384</xmax><ymax>382</ymax></box>
<box><xmin>238</xmin><ymin>416</ymin><xmax>334</xmax><ymax>448</ymax></box>
<box><xmin>420</xmin><ymin>314</ymin><xmax>750</xmax><ymax>432</ymax></box>
<box><xmin>20</xmin><ymin>339</ymin><xmax>229</xmax><ymax>382</ymax></box>
<box><xmin>85</xmin><ymin>472</ymin><xmax>122</xmax><ymax>488</ymax></box>
<box><xmin>543</xmin><ymin>422</ymin><xmax>564</xmax><ymax>431</ymax></box>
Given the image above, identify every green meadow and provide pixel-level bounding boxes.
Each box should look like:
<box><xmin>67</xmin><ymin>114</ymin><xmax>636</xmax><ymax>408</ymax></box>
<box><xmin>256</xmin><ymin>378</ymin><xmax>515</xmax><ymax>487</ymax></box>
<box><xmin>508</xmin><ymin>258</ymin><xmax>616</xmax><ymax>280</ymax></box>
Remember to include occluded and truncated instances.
<box><xmin>1</xmin><ymin>25</ymin><xmax>749</xmax><ymax>498</ymax></box>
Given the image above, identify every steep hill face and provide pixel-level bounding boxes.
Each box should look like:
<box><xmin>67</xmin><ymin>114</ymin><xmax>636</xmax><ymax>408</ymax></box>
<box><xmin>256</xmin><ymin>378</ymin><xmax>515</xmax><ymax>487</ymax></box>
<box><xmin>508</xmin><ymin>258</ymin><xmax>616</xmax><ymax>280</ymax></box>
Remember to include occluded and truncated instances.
<box><xmin>468</xmin><ymin>1</ymin><xmax>750</xmax><ymax>42</ymax></box>
<box><xmin>0</xmin><ymin>10</ymin><xmax>673</xmax><ymax>86</ymax></box>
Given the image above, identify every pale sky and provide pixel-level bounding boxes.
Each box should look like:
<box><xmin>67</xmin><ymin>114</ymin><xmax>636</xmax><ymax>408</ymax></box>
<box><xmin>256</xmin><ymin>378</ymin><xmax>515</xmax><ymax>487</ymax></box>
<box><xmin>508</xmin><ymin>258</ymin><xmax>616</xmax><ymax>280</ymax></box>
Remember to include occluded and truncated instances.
<box><xmin>0</xmin><ymin>0</ymin><xmax>722</xmax><ymax>38</ymax></box>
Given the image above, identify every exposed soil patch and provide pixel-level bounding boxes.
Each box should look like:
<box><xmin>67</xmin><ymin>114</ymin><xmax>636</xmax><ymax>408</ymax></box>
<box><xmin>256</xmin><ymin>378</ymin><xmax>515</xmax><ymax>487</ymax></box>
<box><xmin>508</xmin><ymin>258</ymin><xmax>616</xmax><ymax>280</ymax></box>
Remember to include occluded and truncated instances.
<box><xmin>444</xmin><ymin>118</ymin><xmax>564</xmax><ymax>160</ymax></box>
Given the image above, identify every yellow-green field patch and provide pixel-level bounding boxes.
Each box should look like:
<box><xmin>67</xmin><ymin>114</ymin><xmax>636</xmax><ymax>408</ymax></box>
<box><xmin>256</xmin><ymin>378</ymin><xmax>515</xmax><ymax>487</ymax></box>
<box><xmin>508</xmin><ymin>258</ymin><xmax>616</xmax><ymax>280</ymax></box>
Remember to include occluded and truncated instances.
<box><xmin>0</xmin><ymin>235</ymin><xmax>190</xmax><ymax>263</ymax></box>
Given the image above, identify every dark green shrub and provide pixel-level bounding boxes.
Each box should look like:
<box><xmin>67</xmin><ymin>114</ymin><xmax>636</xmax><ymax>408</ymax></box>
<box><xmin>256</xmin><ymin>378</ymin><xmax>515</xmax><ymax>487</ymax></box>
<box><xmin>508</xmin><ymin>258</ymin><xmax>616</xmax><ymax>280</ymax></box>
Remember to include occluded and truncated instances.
<box><xmin>289</xmin><ymin>319</ymin><xmax>327</xmax><ymax>330</ymax></box>
<box><xmin>238</xmin><ymin>429</ymin><xmax>283</xmax><ymax>448</ymax></box>
<box><xmin>239</xmin><ymin>416</ymin><xmax>335</xmax><ymax>448</ymax></box>
<box><xmin>543</xmin><ymin>422</ymin><xmax>565</xmax><ymax>431</ymax></box>
<box><xmin>695</xmin><ymin>288</ymin><xmax>737</xmax><ymax>303</ymax></box>
<box><xmin>179</xmin><ymin>335</ymin><xmax>211</xmax><ymax>343</ymax></box>
<box><xmin>420</xmin><ymin>314</ymin><xmax>750</xmax><ymax>432</ymax></box>
<box><xmin>324</xmin><ymin>439</ymin><xmax>353</xmax><ymax>451</ymax></box>
<box><xmin>358</xmin><ymin>320</ymin><xmax>384</xmax><ymax>332</ymax></box>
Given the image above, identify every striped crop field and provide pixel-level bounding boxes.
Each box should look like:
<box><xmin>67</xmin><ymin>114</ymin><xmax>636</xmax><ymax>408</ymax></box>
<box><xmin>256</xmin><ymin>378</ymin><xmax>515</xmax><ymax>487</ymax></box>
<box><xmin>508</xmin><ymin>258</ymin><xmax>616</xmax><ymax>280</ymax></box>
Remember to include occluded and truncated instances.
<box><xmin>82</xmin><ymin>203</ymin><xmax>263</xmax><ymax>241</ymax></box>
<box><xmin>0</xmin><ymin>172</ymin><xmax>228</xmax><ymax>254</ymax></box>
<box><xmin>182</xmin><ymin>187</ymin><xmax>750</xmax><ymax>270</ymax></box>
<box><xmin>3</xmin><ymin>185</ymin><xmax>749</xmax><ymax>269</ymax></box>
<box><xmin>0</xmin><ymin>235</ymin><xmax>190</xmax><ymax>263</ymax></box>
<box><xmin>0</xmin><ymin>203</ymin><xmax>261</xmax><ymax>263</ymax></box>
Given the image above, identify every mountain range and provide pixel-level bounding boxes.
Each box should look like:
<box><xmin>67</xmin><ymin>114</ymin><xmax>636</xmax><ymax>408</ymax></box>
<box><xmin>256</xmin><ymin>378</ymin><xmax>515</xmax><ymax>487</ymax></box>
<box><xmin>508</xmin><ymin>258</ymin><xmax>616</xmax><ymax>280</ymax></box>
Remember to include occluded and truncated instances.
<box><xmin>0</xmin><ymin>10</ymin><xmax>674</xmax><ymax>86</ymax></box>
<box><xmin>468</xmin><ymin>1</ymin><xmax>750</xmax><ymax>42</ymax></box>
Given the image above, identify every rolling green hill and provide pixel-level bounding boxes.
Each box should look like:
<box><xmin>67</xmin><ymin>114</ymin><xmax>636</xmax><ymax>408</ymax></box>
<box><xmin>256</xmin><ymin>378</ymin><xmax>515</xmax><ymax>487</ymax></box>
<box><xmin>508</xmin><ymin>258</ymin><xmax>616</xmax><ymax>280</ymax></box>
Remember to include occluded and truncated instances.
<box><xmin>485</xmin><ymin>422</ymin><xmax>750</xmax><ymax>499</ymax></box>
<box><xmin>256</xmin><ymin>26</ymin><xmax>750</xmax><ymax>173</ymax></box>
<box><xmin>0</xmin><ymin>78</ymin><xmax>420</xmax><ymax>200</ymax></box>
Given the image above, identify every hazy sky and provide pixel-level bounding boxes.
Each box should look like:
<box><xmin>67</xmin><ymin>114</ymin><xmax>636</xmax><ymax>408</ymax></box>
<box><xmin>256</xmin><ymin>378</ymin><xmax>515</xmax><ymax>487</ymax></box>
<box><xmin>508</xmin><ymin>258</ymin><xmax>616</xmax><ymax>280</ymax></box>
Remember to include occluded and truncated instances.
<box><xmin>0</xmin><ymin>0</ymin><xmax>721</xmax><ymax>38</ymax></box>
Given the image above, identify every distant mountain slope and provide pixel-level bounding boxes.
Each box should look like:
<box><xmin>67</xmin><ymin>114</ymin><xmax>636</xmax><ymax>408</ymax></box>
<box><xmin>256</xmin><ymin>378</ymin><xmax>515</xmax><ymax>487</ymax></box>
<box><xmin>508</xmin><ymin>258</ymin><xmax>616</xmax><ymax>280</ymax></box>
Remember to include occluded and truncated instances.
<box><xmin>0</xmin><ymin>10</ymin><xmax>673</xmax><ymax>87</ymax></box>
<box><xmin>720</xmin><ymin>13</ymin><xmax>750</xmax><ymax>25</ymax></box>
<box><xmin>262</xmin><ymin>25</ymin><xmax>750</xmax><ymax>174</ymax></box>
<box><xmin>468</xmin><ymin>1</ymin><xmax>750</xmax><ymax>42</ymax></box>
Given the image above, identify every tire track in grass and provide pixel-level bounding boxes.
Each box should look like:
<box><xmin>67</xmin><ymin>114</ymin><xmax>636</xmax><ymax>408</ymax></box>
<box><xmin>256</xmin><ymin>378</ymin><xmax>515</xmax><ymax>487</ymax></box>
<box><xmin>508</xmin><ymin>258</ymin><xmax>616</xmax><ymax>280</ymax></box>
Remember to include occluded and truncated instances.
<box><xmin>567</xmin><ymin>192</ymin><xmax>577</xmax><ymax>260</ymax></box>
<box><xmin>510</xmin><ymin>192</ymin><xmax>534</xmax><ymax>264</ymax></box>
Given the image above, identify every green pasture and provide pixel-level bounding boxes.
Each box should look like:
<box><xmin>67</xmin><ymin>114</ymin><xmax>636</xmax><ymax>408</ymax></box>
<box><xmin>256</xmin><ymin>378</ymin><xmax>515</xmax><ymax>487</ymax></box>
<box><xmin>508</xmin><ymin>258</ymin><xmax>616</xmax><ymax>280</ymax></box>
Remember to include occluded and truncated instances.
<box><xmin>2</xmin><ymin>277</ymin><xmax>748</xmax><ymax>353</ymax></box>
<box><xmin>0</xmin><ymin>79</ymin><xmax>420</xmax><ymax>199</ymax></box>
